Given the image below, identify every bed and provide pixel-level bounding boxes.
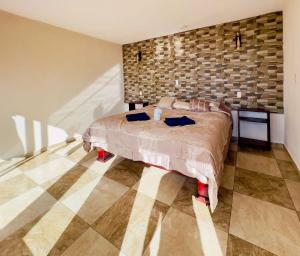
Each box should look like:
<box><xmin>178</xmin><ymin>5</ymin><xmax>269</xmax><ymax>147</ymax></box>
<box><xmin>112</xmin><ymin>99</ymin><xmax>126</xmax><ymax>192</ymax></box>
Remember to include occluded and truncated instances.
<box><xmin>82</xmin><ymin>105</ymin><xmax>232</xmax><ymax>211</ymax></box>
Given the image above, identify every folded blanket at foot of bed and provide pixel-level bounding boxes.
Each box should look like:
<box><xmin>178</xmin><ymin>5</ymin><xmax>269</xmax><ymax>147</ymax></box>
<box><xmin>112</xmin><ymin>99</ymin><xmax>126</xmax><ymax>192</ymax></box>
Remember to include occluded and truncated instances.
<box><xmin>126</xmin><ymin>112</ymin><xmax>150</xmax><ymax>122</ymax></box>
<box><xmin>164</xmin><ymin>116</ymin><xmax>195</xmax><ymax>127</ymax></box>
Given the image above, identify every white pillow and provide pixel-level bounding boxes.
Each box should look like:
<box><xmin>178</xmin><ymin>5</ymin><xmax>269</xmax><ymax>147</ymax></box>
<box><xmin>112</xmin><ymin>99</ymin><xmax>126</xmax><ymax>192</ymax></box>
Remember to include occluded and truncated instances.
<box><xmin>173</xmin><ymin>100</ymin><xmax>190</xmax><ymax>110</ymax></box>
<box><xmin>157</xmin><ymin>97</ymin><xmax>176</xmax><ymax>109</ymax></box>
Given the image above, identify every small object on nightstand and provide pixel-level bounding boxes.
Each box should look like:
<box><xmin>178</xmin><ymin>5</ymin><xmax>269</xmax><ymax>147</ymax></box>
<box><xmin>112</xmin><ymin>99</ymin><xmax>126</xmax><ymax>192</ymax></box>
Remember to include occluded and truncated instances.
<box><xmin>128</xmin><ymin>101</ymin><xmax>149</xmax><ymax>111</ymax></box>
<box><xmin>238</xmin><ymin>108</ymin><xmax>271</xmax><ymax>151</ymax></box>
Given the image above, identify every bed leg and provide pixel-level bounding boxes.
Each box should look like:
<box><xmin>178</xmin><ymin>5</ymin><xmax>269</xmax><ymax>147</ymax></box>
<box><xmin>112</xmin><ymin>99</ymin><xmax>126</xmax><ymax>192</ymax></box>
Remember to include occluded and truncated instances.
<box><xmin>97</xmin><ymin>148</ymin><xmax>114</xmax><ymax>162</ymax></box>
<box><xmin>197</xmin><ymin>180</ymin><xmax>210</xmax><ymax>206</ymax></box>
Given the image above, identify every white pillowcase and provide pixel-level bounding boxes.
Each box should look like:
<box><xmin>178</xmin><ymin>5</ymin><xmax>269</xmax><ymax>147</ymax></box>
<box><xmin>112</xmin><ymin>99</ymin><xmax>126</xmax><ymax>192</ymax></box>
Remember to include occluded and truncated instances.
<box><xmin>157</xmin><ymin>97</ymin><xmax>176</xmax><ymax>109</ymax></box>
<box><xmin>173</xmin><ymin>100</ymin><xmax>190</xmax><ymax>110</ymax></box>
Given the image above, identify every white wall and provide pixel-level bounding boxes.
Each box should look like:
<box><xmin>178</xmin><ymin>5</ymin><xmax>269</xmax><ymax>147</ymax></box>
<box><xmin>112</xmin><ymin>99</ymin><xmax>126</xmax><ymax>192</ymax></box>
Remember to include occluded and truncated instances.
<box><xmin>283</xmin><ymin>0</ymin><xmax>300</xmax><ymax>169</ymax></box>
<box><xmin>0</xmin><ymin>10</ymin><xmax>125</xmax><ymax>159</ymax></box>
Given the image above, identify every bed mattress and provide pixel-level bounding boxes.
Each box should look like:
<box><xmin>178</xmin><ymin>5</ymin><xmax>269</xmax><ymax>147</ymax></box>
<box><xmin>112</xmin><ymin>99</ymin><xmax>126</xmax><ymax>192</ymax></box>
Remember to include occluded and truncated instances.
<box><xmin>83</xmin><ymin>106</ymin><xmax>232</xmax><ymax>211</ymax></box>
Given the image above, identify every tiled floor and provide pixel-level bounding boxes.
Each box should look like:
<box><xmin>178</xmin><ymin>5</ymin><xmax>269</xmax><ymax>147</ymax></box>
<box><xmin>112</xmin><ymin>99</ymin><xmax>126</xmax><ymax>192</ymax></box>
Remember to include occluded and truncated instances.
<box><xmin>1</xmin><ymin>141</ymin><xmax>300</xmax><ymax>256</ymax></box>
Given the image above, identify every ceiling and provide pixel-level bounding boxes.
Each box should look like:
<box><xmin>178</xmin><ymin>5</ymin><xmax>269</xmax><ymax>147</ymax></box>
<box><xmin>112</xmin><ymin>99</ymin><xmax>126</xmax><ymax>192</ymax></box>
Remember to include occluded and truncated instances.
<box><xmin>0</xmin><ymin>0</ymin><xmax>284</xmax><ymax>44</ymax></box>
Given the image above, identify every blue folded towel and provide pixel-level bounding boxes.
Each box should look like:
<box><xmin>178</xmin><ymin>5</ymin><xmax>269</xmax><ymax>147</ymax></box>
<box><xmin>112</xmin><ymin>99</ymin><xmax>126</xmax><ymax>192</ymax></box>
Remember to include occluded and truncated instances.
<box><xmin>164</xmin><ymin>116</ymin><xmax>195</xmax><ymax>127</ymax></box>
<box><xmin>126</xmin><ymin>112</ymin><xmax>150</xmax><ymax>122</ymax></box>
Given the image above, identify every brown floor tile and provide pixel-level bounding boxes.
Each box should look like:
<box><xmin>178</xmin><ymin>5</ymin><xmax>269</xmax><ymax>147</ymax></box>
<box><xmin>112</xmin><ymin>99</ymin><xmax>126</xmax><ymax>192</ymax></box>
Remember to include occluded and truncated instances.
<box><xmin>104</xmin><ymin>159</ymin><xmax>145</xmax><ymax>187</ymax></box>
<box><xmin>171</xmin><ymin>177</ymin><xmax>198</xmax><ymax>217</ymax></box>
<box><xmin>3</xmin><ymin>143</ymin><xmax>300</xmax><ymax>256</ymax></box>
<box><xmin>238</xmin><ymin>146</ymin><xmax>274</xmax><ymax>158</ymax></box>
<box><xmin>0</xmin><ymin>217</ymin><xmax>40</xmax><ymax>256</ymax></box>
<box><xmin>229</xmin><ymin>143</ymin><xmax>238</xmax><ymax>152</ymax></box>
<box><xmin>92</xmin><ymin>189</ymin><xmax>169</xmax><ymax>252</ymax></box>
<box><xmin>212</xmin><ymin>187</ymin><xmax>233</xmax><ymax>232</ymax></box>
<box><xmin>273</xmin><ymin>148</ymin><xmax>292</xmax><ymax>162</ymax></box>
<box><xmin>271</xmin><ymin>143</ymin><xmax>285</xmax><ymax>150</ymax></box>
<box><xmin>0</xmin><ymin>174</ymin><xmax>37</xmax><ymax>205</ymax></box>
<box><xmin>1</xmin><ymin>207</ymin><xmax>89</xmax><ymax>256</ymax></box>
<box><xmin>234</xmin><ymin>168</ymin><xmax>295</xmax><ymax>210</ymax></box>
<box><xmin>22</xmin><ymin>203</ymin><xmax>89</xmax><ymax>256</ymax></box>
<box><xmin>47</xmin><ymin>215</ymin><xmax>90</xmax><ymax>256</ymax></box>
<box><xmin>226</xmin><ymin>234</ymin><xmax>276</xmax><ymax>256</ymax></box>
<box><xmin>0</xmin><ymin>211</ymin><xmax>89</xmax><ymax>256</ymax></box>
<box><xmin>277</xmin><ymin>160</ymin><xmax>300</xmax><ymax>182</ymax></box>
<box><xmin>172</xmin><ymin>178</ymin><xmax>232</xmax><ymax>232</ymax></box>
<box><xmin>221</xmin><ymin>165</ymin><xmax>235</xmax><ymax>190</ymax></box>
<box><xmin>144</xmin><ymin>207</ymin><xmax>228</xmax><ymax>256</ymax></box>
<box><xmin>225</xmin><ymin>150</ymin><xmax>237</xmax><ymax>166</ymax></box>
<box><xmin>285</xmin><ymin>179</ymin><xmax>300</xmax><ymax>211</ymax></box>
<box><xmin>47</xmin><ymin>165</ymin><xmax>89</xmax><ymax>200</ymax></box>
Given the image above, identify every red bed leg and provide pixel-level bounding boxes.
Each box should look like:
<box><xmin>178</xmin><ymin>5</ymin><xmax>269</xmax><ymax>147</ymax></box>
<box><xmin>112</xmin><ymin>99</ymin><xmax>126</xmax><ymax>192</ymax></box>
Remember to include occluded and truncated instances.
<box><xmin>197</xmin><ymin>180</ymin><xmax>210</xmax><ymax>206</ymax></box>
<box><xmin>97</xmin><ymin>148</ymin><xmax>114</xmax><ymax>162</ymax></box>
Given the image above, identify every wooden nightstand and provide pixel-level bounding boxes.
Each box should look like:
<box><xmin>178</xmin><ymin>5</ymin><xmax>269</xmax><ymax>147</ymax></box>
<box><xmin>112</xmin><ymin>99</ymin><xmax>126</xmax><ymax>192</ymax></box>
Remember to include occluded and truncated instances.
<box><xmin>238</xmin><ymin>108</ymin><xmax>271</xmax><ymax>150</ymax></box>
<box><xmin>128</xmin><ymin>101</ymin><xmax>149</xmax><ymax>111</ymax></box>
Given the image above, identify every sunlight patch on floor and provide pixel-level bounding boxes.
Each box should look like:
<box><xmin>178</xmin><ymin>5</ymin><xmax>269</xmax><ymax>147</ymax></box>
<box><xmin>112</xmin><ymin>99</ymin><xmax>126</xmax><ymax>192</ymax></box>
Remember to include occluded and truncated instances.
<box><xmin>146</xmin><ymin>213</ymin><xmax>163</xmax><ymax>256</ymax></box>
<box><xmin>119</xmin><ymin>166</ymin><xmax>162</xmax><ymax>255</ymax></box>
<box><xmin>23</xmin><ymin>202</ymin><xmax>75</xmax><ymax>256</ymax></box>
<box><xmin>192</xmin><ymin>196</ymin><xmax>224</xmax><ymax>256</ymax></box>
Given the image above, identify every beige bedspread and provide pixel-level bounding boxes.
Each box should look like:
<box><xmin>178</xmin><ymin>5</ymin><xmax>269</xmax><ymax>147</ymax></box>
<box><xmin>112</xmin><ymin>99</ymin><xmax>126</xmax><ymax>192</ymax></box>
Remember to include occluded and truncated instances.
<box><xmin>83</xmin><ymin>106</ymin><xmax>232</xmax><ymax>211</ymax></box>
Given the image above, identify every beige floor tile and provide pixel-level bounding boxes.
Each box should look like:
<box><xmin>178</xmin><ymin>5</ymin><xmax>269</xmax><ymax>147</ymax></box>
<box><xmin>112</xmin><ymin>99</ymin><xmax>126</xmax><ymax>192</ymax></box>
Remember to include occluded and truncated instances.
<box><xmin>62</xmin><ymin>228</ymin><xmax>122</xmax><ymax>256</ymax></box>
<box><xmin>23</xmin><ymin>157</ymin><xmax>76</xmax><ymax>185</ymax></box>
<box><xmin>0</xmin><ymin>187</ymin><xmax>56</xmax><ymax>241</ymax></box>
<box><xmin>144</xmin><ymin>205</ymin><xmax>227</xmax><ymax>256</ymax></box>
<box><xmin>67</xmin><ymin>147</ymin><xmax>97</xmax><ymax>163</ymax></box>
<box><xmin>286</xmin><ymin>180</ymin><xmax>300</xmax><ymax>211</ymax></box>
<box><xmin>0</xmin><ymin>158</ymin><xmax>26</xmax><ymax>172</ymax></box>
<box><xmin>17</xmin><ymin>151</ymin><xmax>60</xmax><ymax>172</ymax></box>
<box><xmin>273</xmin><ymin>148</ymin><xmax>292</xmax><ymax>161</ymax></box>
<box><xmin>230</xmin><ymin>192</ymin><xmax>300</xmax><ymax>256</ymax></box>
<box><xmin>0</xmin><ymin>173</ymin><xmax>37</xmax><ymax>205</ymax></box>
<box><xmin>80</xmin><ymin>155</ymin><xmax>125</xmax><ymax>175</ymax></box>
<box><xmin>221</xmin><ymin>165</ymin><xmax>235</xmax><ymax>190</ymax></box>
<box><xmin>0</xmin><ymin>168</ymin><xmax>23</xmax><ymax>183</ymax></box>
<box><xmin>236</xmin><ymin>152</ymin><xmax>281</xmax><ymax>177</ymax></box>
<box><xmin>133</xmin><ymin>166</ymin><xmax>186</xmax><ymax>205</ymax></box>
<box><xmin>54</xmin><ymin>140</ymin><xmax>83</xmax><ymax>157</ymax></box>
<box><xmin>62</xmin><ymin>176</ymin><xmax>128</xmax><ymax>225</ymax></box>
<box><xmin>23</xmin><ymin>202</ymin><xmax>88</xmax><ymax>256</ymax></box>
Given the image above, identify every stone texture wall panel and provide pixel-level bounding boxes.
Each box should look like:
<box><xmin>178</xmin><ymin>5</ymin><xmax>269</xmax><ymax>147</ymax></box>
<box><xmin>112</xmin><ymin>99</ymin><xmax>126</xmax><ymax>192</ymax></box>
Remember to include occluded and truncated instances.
<box><xmin>123</xmin><ymin>12</ymin><xmax>283</xmax><ymax>113</ymax></box>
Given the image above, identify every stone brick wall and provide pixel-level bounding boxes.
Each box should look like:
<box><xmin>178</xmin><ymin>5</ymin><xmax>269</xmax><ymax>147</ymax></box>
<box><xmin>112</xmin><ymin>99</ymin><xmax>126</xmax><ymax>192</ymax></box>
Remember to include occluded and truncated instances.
<box><xmin>123</xmin><ymin>12</ymin><xmax>283</xmax><ymax>113</ymax></box>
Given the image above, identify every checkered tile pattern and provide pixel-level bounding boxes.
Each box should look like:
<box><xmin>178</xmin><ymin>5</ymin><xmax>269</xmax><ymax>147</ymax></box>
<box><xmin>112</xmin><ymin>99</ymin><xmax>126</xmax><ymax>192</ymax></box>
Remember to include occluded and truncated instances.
<box><xmin>1</xmin><ymin>140</ymin><xmax>299</xmax><ymax>255</ymax></box>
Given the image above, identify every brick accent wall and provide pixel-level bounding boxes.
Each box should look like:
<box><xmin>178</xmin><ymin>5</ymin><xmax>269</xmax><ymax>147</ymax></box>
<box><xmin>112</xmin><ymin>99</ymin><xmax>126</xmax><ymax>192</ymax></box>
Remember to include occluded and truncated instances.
<box><xmin>123</xmin><ymin>12</ymin><xmax>283</xmax><ymax>113</ymax></box>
